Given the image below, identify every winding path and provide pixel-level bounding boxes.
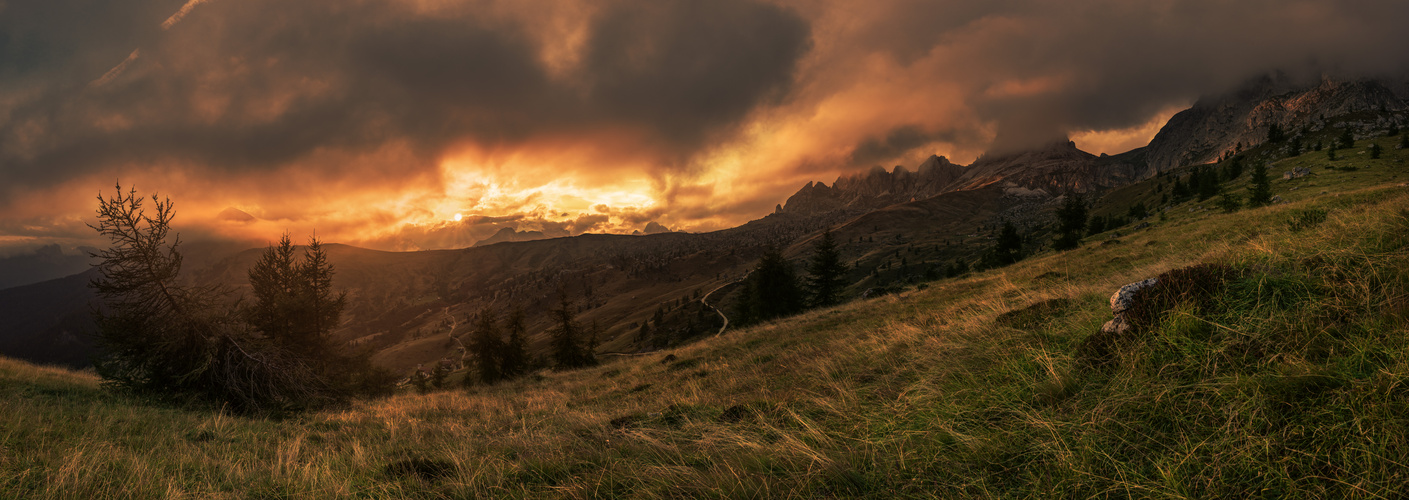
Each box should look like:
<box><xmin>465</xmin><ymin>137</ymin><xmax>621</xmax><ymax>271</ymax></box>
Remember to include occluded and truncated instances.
<box><xmin>596</xmin><ymin>272</ymin><xmax>748</xmax><ymax>357</ymax></box>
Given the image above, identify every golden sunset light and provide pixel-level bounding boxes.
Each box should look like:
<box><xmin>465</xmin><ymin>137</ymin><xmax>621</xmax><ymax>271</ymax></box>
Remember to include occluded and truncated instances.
<box><xmin>5</xmin><ymin>2</ymin><xmax>1409</xmax><ymax>496</ymax></box>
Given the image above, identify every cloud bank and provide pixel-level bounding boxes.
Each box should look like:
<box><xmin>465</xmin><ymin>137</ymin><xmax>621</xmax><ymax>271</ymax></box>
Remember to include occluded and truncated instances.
<box><xmin>1</xmin><ymin>0</ymin><xmax>1407</xmax><ymax>250</ymax></box>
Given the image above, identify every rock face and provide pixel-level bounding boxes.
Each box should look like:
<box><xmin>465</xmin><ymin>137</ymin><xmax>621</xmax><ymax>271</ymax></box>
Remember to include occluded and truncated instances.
<box><xmin>1139</xmin><ymin>74</ymin><xmax>1408</xmax><ymax>176</ymax></box>
<box><xmin>952</xmin><ymin>139</ymin><xmax>1137</xmax><ymax>195</ymax></box>
<box><xmin>781</xmin><ymin>155</ymin><xmax>966</xmax><ymax>215</ymax></box>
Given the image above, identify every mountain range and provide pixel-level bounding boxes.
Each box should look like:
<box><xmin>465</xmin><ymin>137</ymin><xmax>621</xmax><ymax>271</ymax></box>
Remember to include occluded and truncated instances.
<box><xmin>3</xmin><ymin>73</ymin><xmax>1406</xmax><ymax>375</ymax></box>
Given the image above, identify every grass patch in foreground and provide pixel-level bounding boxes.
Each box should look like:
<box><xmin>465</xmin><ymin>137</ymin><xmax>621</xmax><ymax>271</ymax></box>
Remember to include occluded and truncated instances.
<box><xmin>6</xmin><ymin>170</ymin><xmax>1409</xmax><ymax>497</ymax></box>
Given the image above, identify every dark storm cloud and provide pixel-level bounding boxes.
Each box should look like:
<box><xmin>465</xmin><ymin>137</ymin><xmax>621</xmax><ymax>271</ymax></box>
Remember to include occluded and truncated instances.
<box><xmin>583</xmin><ymin>0</ymin><xmax>811</xmax><ymax>156</ymax></box>
<box><xmin>954</xmin><ymin>0</ymin><xmax>1409</xmax><ymax>153</ymax></box>
<box><xmin>846</xmin><ymin>125</ymin><xmax>959</xmax><ymax>167</ymax></box>
<box><xmin>0</xmin><ymin>0</ymin><xmax>812</xmax><ymax>201</ymax></box>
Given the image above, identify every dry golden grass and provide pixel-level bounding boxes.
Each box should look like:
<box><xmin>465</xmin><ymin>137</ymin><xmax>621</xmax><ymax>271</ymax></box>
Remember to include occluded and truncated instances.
<box><xmin>5</xmin><ymin>139</ymin><xmax>1409</xmax><ymax>498</ymax></box>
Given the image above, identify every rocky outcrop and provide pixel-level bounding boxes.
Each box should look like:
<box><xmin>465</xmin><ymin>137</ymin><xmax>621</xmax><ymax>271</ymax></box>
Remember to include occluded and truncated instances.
<box><xmin>780</xmin><ymin>155</ymin><xmax>966</xmax><ymax>215</ymax></box>
<box><xmin>951</xmin><ymin>139</ymin><xmax>1136</xmax><ymax>195</ymax></box>
<box><xmin>1097</xmin><ymin>278</ymin><xmax>1160</xmax><ymax>338</ymax></box>
<box><xmin>1141</xmin><ymin>74</ymin><xmax>1408</xmax><ymax>176</ymax></box>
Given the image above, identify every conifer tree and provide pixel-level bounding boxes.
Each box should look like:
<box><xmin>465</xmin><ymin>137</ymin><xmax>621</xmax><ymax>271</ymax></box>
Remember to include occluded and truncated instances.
<box><xmin>1053</xmin><ymin>194</ymin><xmax>1087</xmax><ymax>251</ymax></box>
<box><xmin>1197</xmin><ymin>167</ymin><xmax>1220</xmax><ymax>201</ymax></box>
<box><xmin>550</xmin><ymin>290</ymin><xmax>596</xmax><ymax>369</ymax></box>
<box><xmin>1340</xmin><ymin>128</ymin><xmax>1355</xmax><ymax>149</ymax></box>
<box><xmin>499</xmin><ymin>308</ymin><xmax>530</xmax><ymax>378</ymax></box>
<box><xmin>1401</xmin><ymin>134</ymin><xmax>1409</xmax><ymax>150</ymax></box>
<box><xmin>1248</xmin><ymin>162</ymin><xmax>1273</xmax><ymax>207</ymax></box>
<box><xmin>1221</xmin><ymin>156</ymin><xmax>1244</xmax><ymax>181</ymax></box>
<box><xmin>1370</xmin><ymin>142</ymin><xmax>1382</xmax><ymax>159</ymax></box>
<box><xmin>805</xmin><ymin>231</ymin><xmax>849</xmax><ymax>308</ymax></box>
<box><xmin>468</xmin><ymin>307</ymin><xmax>505</xmax><ymax>384</ymax></box>
<box><xmin>741</xmin><ymin>247</ymin><xmax>804</xmax><ymax>325</ymax></box>
<box><xmin>982</xmin><ymin>221</ymin><xmax>1024</xmax><ymax>267</ymax></box>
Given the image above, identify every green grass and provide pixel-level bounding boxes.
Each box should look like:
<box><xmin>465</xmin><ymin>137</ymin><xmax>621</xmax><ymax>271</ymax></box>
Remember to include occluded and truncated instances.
<box><xmin>6</xmin><ymin>140</ymin><xmax>1409</xmax><ymax>498</ymax></box>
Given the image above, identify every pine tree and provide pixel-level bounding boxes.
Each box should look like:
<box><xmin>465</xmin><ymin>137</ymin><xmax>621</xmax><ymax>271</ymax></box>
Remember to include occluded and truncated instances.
<box><xmin>1248</xmin><ymin>162</ymin><xmax>1273</xmax><ymax>207</ymax></box>
<box><xmin>1267</xmin><ymin>123</ymin><xmax>1285</xmax><ymax>143</ymax></box>
<box><xmin>1370</xmin><ymin>142</ymin><xmax>1382</xmax><ymax>159</ymax></box>
<box><xmin>1128</xmin><ymin>201</ymin><xmax>1148</xmax><ymax>220</ymax></box>
<box><xmin>499</xmin><ymin>308</ymin><xmax>530</xmax><ymax>378</ymax></box>
<box><xmin>983</xmin><ymin>221</ymin><xmax>1024</xmax><ymax>267</ymax></box>
<box><xmin>805</xmin><ymin>231</ymin><xmax>849</xmax><ymax>308</ymax></box>
<box><xmin>1221</xmin><ymin>156</ymin><xmax>1244</xmax><ymax>181</ymax></box>
<box><xmin>1197</xmin><ymin>167</ymin><xmax>1219</xmax><ymax>201</ymax></box>
<box><xmin>550</xmin><ymin>289</ymin><xmax>595</xmax><ymax>369</ymax></box>
<box><xmin>246</xmin><ymin>235</ymin><xmax>347</xmax><ymax>363</ymax></box>
<box><xmin>1401</xmin><ymin>134</ymin><xmax>1409</xmax><ymax>150</ymax></box>
<box><xmin>741</xmin><ymin>247</ymin><xmax>804</xmax><ymax>324</ymax></box>
<box><xmin>1087</xmin><ymin>215</ymin><xmax>1107</xmax><ymax>236</ymax></box>
<box><xmin>1340</xmin><ymin>128</ymin><xmax>1355</xmax><ymax>149</ymax></box>
<box><xmin>468</xmin><ymin>307</ymin><xmax>505</xmax><ymax>384</ymax></box>
<box><xmin>1328</xmin><ymin>146</ymin><xmax>1338</xmax><ymax>161</ymax></box>
<box><xmin>1218</xmin><ymin>191</ymin><xmax>1242</xmax><ymax>213</ymax></box>
<box><xmin>1053</xmin><ymin>194</ymin><xmax>1087</xmax><ymax>251</ymax></box>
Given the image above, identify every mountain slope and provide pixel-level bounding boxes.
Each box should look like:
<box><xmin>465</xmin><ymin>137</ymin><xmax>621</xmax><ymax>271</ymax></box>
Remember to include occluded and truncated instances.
<box><xmin>5</xmin><ymin>135</ymin><xmax>1409</xmax><ymax>497</ymax></box>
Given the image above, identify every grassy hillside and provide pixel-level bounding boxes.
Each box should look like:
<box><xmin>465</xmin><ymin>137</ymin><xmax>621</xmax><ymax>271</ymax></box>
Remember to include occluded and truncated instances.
<box><xmin>5</xmin><ymin>138</ymin><xmax>1409</xmax><ymax>498</ymax></box>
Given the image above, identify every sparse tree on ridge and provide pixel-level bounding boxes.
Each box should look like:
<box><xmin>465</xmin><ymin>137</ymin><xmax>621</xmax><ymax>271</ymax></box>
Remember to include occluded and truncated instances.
<box><xmin>805</xmin><ymin>231</ymin><xmax>849</xmax><ymax>308</ymax></box>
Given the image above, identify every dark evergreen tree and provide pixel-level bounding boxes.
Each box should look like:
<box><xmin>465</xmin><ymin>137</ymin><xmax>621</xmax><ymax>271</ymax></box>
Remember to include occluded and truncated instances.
<box><xmin>1248</xmin><ymin>161</ymin><xmax>1273</xmax><ymax>207</ymax></box>
<box><xmin>741</xmin><ymin>247</ymin><xmax>805</xmax><ymax>324</ymax></box>
<box><xmin>1401</xmin><ymin>134</ymin><xmax>1409</xmax><ymax>150</ymax></box>
<box><xmin>1328</xmin><ymin>145</ymin><xmax>1338</xmax><ymax>161</ymax></box>
<box><xmin>1217</xmin><ymin>191</ymin><xmax>1242</xmax><ymax>213</ymax></box>
<box><xmin>1128</xmin><ymin>201</ymin><xmax>1148</xmax><ymax>220</ymax></box>
<box><xmin>1340</xmin><ymin>128</ymin><xmax>1355</xmax><ymax>149</ymax></box>
<box><xmin>1171</xmin><ymin>178</ymin><xmax>1189</xmax><ymax>200</ymax></box>
<box><xmin>468</xmin><ymin>307</ymin><xmax>505</xmax><ymax>385</ymax></box>
<box><xmin>982</xmin><ymin>221</ymin><xmax>1024</xmax><ymax>267</ymax></box>
<box><xmin>1087</xmin><ymin>215</ymin><xmax>1107</xmax><ymax>236</ymax></box>
<box><xmin>1197</xmin><ymin>167</ymin><xmax>1219</xmax><ymax>201</ymax></box>
<box><xmin>1052</xmin><ymin>194</ymin><xmax>1087</xmax><ymax>251</ymax></box>
<box><xmin>550</xmin><ymin>290</ymin><xmax>596</xmax><ymax>369</ymax></box>
<box><xmin>1370</xmin><ymin>142</ymin><xmax>1382</xmax><ymax>159</ymax></box>
<box><xmin>499</xmin><ymin>308</ymin><xmax>530</xmax><ymax>378</ymax></box>
<box><xmin>1288</xmin><ymin>136</ymin><xmax>1302</xmax><ymax>157</ymax></box>
<box><xmin>1221</xmin><ymin>156</ymin><xmax>1244</xmax><ymax>181</ymax></box>
<box><xmin>1267</xmin><ymin>123</ymin><xmax>1285</xmax><ymax>143</ymax></box>
<box><xmin>805</xmin><ymin>231</ymin><xmax>849</xmax><ymax>308</ymax></box>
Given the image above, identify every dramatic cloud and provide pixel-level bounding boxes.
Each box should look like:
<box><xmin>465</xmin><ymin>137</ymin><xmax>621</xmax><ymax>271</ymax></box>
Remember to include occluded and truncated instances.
<box><xmin>2</xmin><ymin>0</ymin><xmax>1408</xmax><ymax>253</ymax></box>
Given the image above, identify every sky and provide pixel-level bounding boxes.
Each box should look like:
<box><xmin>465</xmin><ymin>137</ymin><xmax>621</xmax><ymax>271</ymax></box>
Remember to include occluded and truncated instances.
<box><xmin>2</xmin><ymin>0</ymin><xmax>1408</xmax><ymax>254</ymax></box>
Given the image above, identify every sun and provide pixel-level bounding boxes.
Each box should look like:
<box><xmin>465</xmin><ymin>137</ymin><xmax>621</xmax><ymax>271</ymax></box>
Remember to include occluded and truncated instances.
<box><xmin>453</xmin><ymin>213</ymin><xmax>463</xmax><ymax>222</ymax></box>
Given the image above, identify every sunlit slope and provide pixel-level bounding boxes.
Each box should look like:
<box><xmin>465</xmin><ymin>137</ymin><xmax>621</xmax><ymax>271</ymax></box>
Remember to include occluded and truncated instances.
<box><xmin>4</xmin><ymin>140</ymin><xmax>1409</xmax><ymax>498</ymax></box>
